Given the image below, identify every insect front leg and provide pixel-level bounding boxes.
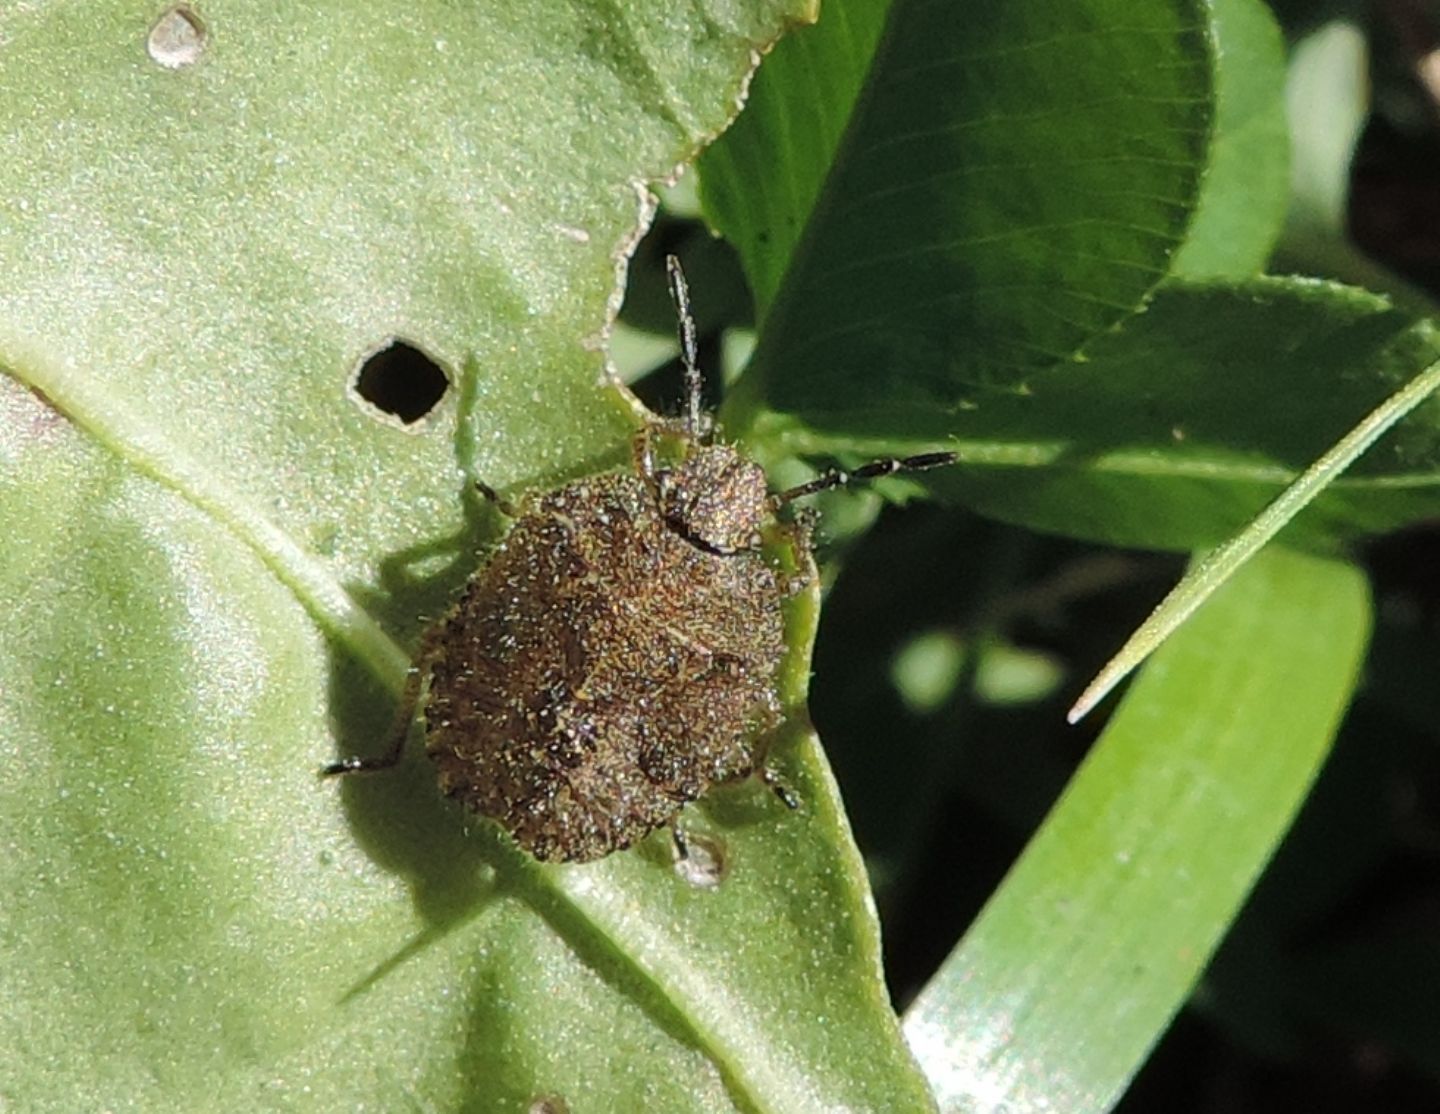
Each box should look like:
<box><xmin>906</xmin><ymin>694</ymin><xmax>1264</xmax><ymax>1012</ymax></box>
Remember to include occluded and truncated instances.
<box><xmin>669</xmin><ymin>822</ymin><xmax>691</xmax><ymax>863</ymax></box>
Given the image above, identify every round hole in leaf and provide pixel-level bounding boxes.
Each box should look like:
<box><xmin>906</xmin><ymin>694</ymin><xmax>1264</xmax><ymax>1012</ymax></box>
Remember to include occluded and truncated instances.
<box><xmin>352</xmin><ymin>339</ymin><xmax>448</xmax><ymax>426</ymax></box>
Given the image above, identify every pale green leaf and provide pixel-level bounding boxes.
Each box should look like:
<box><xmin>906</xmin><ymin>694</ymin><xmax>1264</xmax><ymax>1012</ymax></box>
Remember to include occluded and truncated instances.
<box><xmin>0</xmin><ymin>4</ymin><xmax>934</xmax><ymax>1110</ymax></box>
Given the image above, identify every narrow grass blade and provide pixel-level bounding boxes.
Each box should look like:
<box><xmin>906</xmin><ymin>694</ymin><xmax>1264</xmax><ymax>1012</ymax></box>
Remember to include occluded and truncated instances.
<box><xmin>1070</xmin><ymin>351</ymin><xmax>1440</xmax><ymax>723</ymax></box>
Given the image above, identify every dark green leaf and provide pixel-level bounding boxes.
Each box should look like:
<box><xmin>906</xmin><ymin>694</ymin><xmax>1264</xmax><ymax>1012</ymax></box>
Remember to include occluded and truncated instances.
<box><xmin>920</xmin><ymin>276</ymin><xmax>1440</xmax><ymax>550</ymax></box>
<box><xmin>703</xmin><ymin>0</ymin><xmax>1214</xmax><ymax>433</ymax></box>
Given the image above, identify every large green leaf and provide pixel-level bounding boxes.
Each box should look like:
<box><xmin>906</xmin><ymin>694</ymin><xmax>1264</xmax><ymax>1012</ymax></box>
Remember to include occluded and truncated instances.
<box><xmin>902</xmin><ymin>546</ymin><xmax>1371</xmax><ymax>1112</ymax></box>
<box><xmin>0</xmin><ymin>4</ymin><xmax>937</xmax><ymax>1111</ymax></box>
<box><xmin>703</xmin><ymin>0</ymin><xmax>1214</xmax><ymax>432</ymax></box>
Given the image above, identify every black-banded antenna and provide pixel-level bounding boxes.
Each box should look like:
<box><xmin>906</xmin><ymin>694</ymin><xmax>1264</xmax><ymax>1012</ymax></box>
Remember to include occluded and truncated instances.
<box><xmin>774</xmin><ymin>451</ymin><xmax>958</xmax><ymax>505</ymax></box>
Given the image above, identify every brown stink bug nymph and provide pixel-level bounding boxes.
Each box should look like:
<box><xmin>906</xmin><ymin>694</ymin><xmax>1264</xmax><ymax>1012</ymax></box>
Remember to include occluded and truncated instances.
<box><xmin>324</xmin><ymin>256</ymin><xmax>956</xmax><ymax>863</ymax></box>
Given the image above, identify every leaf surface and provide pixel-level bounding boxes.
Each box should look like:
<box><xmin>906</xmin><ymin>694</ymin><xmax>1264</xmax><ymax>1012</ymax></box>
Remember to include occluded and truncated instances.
<box><xmin>0</xmin><ymin>4</ymin><xmax>935</xmax><ymax>1111</ymax></box>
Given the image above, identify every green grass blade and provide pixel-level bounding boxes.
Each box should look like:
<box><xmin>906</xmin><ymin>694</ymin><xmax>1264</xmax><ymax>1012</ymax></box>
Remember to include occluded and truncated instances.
<box><xmin>1070</xmin><ymin>348</ymin><xmax>1440</xmax><ymax>722</ymax></box>
<box><xmin>903</xmin><ymin>546</ymin><xmax>1371</xmax><ymax>1112</ymax></box>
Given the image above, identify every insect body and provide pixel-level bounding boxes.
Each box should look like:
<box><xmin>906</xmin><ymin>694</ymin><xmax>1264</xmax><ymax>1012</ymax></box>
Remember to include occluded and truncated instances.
<box><xmin>426</xmin><ymin>456</ymin><xmax>786</xmax><ymax>862</ymax></box>
<box><xmin>325</xmin><ymin>257</ymin><xmax>955</xmax><ymax>863</ymax></box>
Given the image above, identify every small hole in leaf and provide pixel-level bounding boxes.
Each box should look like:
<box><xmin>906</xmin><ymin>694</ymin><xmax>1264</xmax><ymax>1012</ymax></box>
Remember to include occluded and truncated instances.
<box><xmin>352</xmin><ymin>339</ymin><xmax>448</xmax><ymax>426</ymax></box>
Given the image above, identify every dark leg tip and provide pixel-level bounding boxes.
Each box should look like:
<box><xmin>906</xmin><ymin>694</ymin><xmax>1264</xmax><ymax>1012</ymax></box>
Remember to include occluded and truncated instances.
<box><xmin>671</xmin><ymin>825</ymin><xmax>691</xmax><ymax>863</ymax></box>
<box><xmin>320</xmin><ymin>755</ymin><xmax>401</xmax><ymax>779</ymax></box>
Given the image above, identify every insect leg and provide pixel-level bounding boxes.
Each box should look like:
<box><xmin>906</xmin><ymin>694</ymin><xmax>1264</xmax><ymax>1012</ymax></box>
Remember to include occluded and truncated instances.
<box><xmin>474</xmin><ymin>479</ymin><xmax>520</xmax><ymax>518</ymax></box>
<box><xmin>320</xmin><ymin>624</ymin><xmax>445</xmax><ymax>778</ymax></box>
<box><xmin>670</xmin><ymin>822</ymin><xmax>692</xmax><ymax>863</ymax></box>
<box><xmin>760</xmin><ymin>764</ymin><xmax>801</xmax><ymax>811</ymax></box>
<box><xmin>632</xmin><ymin>425</ymin><xmax>657</xmax><ymax>481</ymax></box>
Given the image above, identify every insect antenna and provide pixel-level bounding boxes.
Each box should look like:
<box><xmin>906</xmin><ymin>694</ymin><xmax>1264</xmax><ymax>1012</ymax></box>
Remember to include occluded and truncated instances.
<box><xmin>774</xmin><ymin>451</ymin><xmax>957</xmax><ymax>505</ymax></box>
<box><xmin>665</xmin><ymin>254</ymin><xmax>706</xmax><ymax>440</ymax></box>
